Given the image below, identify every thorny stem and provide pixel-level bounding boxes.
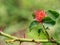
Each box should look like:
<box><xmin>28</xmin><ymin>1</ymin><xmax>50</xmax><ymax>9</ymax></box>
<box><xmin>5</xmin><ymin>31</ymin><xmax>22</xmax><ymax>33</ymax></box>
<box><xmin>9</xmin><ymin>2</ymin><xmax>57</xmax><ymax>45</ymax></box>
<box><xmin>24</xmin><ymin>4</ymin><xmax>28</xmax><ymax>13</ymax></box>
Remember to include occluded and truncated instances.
<box><xmin>0</xmin><ymin>32</ymin><xmax>18</xmax><ymax>39</ymax></box>
<box><xmin>0</xmin><ymin>32</ymin><xmax>59</xmax><ymax>43</ymax></box>
<box><xmin>42</xmin><ymin>24</ymin><xmax>60</xmax><ymax>45</ymax></box>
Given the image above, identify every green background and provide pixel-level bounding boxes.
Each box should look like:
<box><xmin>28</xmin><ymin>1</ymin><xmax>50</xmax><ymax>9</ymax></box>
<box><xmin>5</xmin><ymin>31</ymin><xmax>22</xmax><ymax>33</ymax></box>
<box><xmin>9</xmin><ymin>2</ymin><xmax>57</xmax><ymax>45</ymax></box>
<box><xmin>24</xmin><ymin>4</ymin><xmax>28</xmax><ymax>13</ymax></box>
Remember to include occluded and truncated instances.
<box><xmin>0</xmin><ymin>0</ymin><xmax>60</xmax><ymax>45</ymax></box>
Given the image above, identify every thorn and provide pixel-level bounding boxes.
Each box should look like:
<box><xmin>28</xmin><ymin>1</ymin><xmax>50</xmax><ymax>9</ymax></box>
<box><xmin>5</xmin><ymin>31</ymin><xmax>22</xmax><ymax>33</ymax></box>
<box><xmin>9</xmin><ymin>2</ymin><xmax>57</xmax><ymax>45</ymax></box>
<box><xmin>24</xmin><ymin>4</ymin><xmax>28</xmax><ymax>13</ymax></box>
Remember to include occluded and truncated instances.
<box><xmin>19</xmin><ymin>41</ymin><xmax>22</xmax><ymax>45</ymax></box>
<box><xmin>32</xmin><ymin>39</ymin><xmax>35</xmax><ymax>42</ymax></box>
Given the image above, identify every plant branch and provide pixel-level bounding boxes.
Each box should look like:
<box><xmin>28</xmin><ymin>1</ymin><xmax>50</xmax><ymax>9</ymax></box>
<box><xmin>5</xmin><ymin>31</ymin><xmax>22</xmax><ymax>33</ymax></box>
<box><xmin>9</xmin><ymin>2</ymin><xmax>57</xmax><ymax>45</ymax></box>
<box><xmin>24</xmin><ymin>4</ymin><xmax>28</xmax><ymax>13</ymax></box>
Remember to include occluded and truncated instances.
<box><xmin>0</xmin><ymin>32</ymin><xmax>58</xmax><ymax>43</ymax></box>
<box><xmin>42</xmin><ymin>24</ymin><xmax>60</xmax><ymax>45</ymax></box>
<box><xmin>0</xmin><ymin>32</ymin><xmax>18</xmax><ymax>39</ymax></box>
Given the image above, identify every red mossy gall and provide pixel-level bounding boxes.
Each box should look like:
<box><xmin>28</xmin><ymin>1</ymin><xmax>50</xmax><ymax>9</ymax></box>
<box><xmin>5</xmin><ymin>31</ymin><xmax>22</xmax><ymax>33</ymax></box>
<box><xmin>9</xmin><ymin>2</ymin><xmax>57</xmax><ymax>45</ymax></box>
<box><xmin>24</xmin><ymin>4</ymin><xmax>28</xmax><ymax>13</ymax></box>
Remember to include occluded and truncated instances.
<box><xmin>34</xmin><ymin>10</ymin><xmax>47</xmax><ymax>23</ymax></box>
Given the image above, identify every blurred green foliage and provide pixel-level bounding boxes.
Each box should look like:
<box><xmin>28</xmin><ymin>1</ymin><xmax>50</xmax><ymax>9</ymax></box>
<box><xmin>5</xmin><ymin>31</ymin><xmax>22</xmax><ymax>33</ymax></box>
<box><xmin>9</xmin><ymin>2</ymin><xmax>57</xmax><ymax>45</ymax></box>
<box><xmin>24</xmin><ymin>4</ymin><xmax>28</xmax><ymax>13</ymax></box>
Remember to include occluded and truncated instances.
<box><xmin>0</xmin><ymin>0</ymin><xmax>60</xmax><ymax>45</ymax></box>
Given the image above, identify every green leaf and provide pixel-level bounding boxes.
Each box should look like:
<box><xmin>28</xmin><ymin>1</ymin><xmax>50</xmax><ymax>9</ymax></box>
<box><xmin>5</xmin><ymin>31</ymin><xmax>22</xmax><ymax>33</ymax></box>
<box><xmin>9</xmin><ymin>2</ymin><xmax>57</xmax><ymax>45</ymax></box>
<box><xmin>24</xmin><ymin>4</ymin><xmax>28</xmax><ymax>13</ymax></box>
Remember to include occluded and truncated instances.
<box><xmin>52</xmin><ymin>24</ymin><xmax>60</xmax><ymax>43</ymax></box>
<box><xmin>42</xmin><ymin>17</ymin><xmax>56</xmax><ymax>25</ymax></box>
<box><xmin>32</xmin><ymin>13</ymin><xmax>35</xmax><ymax>19</ymax></box>
<box><xmin>29</xmin><ymin>21</ymin><xmax>39</xmax><ymax>31</ymax></box>
<box><xmin>38</xmin><ymin>29</ymin><xmax>42</xmax><ymax>34</ymax></box>
<box><xmin>48</xmin><ymin>10</ymin><xmax>59</xmax><ymax>20</ymax></box>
